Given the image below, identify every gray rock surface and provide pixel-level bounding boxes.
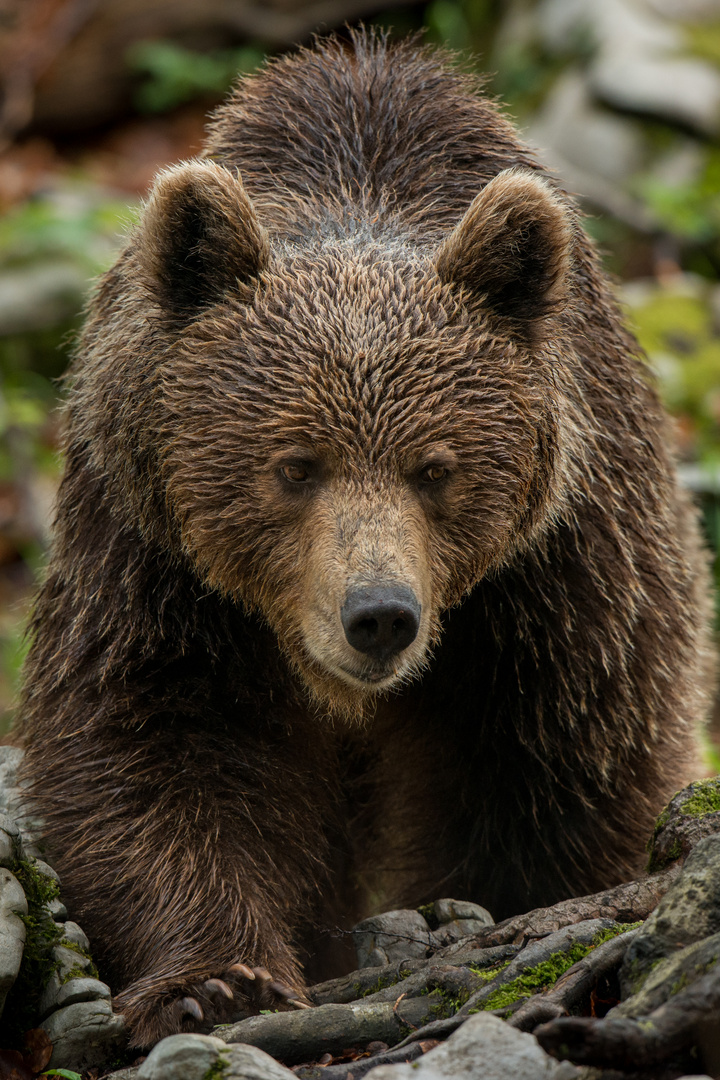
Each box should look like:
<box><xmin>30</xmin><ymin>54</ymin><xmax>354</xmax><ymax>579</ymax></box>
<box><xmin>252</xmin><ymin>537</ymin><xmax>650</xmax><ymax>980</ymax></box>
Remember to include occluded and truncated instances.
<box><xmin>353</xmin><ymin>900</ymin><xmax>494</xmax><ymax>968</ymax></box>
<box><xmin>39</xmin><ymin>974</ymin><xmax>112</xmax><ymax>1022</ymax></box>
<box><xmin>537</xmin><ymin>0</ymin><xmax>720</xmax><ymax>136</ymax></box>
<box><xmin>614</xmin><ymin>930</ymin><xmax>720</xmax><ymax>1018</ymax></box>
<box><xmin>0</xmin><ymin>748</ymin><xmax>27</xmax><ymax>824</ymax></box>
<box><xmin>363</xmin><ymin>1012</ymin><xmax>579</xmax><ymax>1079</ymax></box>
<box><xmin>0</xmin><ymin>866</ymin><xmax>27</xmax><ymax>1017</ymax></box>
<box><xmin>620</xmin><ymin>833</ymin><xmax>720</xmax><ymax>996</ymax></box>
<box><xmin>61</xmin><ymin>919</ymin><xmax>91</xmax><ymax>950</ymax></box>
<box><xmin>138</xmin><ymin>1034</ymin><xmax>228</xmax><ymax>1080</ymax></box>
<box><xmin>530</xmin><ymin>71</ymin><xmax>643</xmax><ymax>185</ymax></box>
<box><xmin>0</xmin><ymin>814</ymin><xmax>23</xmax><ymax>869</ymax></box>
<box><xmin>354</xmin><ymin>908</ymin><xmax>432</xmax><ymax>968</ymax></box>
<box><xmin>647</xmin><ymin>777</ymin><xmax>720</xmax><ymax>872</ymax></box>
<box><xmin>137</xmin><ymin>1034</ymin><xmax>299</xmax><ymax>1080</ymax></box>
<box><xmin>225</xmin><ymin>1042</ymin><xmax>299</xmax><ymax>1079</ymax></box>
<box><xmin>432</xmin><ymin>898</ymin><xmax>493</xmax><ymax>925</ymax></box>
<box><xmin>41</xmin><ymin>998</ymin><xmax>126</xmax><ymax>1071</ymax></box>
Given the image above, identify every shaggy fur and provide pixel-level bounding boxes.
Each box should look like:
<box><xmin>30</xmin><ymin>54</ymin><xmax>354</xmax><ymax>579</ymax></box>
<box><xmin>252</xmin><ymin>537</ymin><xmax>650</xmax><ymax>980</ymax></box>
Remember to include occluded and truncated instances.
<box><xmin>16</xmin><ymin>29</ymin><xmax>713</xmax><ymax>1048</ymax></box>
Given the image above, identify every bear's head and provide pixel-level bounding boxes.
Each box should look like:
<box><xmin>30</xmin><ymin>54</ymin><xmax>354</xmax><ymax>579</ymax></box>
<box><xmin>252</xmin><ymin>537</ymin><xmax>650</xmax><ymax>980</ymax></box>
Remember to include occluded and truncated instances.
<box><xmin>125</xmin><ymin>160</ymin><xmax>581</xmax><ymax>713</ymax></box>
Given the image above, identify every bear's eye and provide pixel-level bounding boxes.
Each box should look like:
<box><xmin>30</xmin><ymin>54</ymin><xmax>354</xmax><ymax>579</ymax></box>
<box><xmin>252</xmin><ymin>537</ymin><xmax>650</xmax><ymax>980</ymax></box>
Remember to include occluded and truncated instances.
<box><xmin>280</xmin><ymin>462</ymin><xmax>312</xmax><ymax>484</ymax></box>
<box><xmin>419</xmin><ymin>464</ymin><xmax>448</xmax><ymax>485</ymax></box>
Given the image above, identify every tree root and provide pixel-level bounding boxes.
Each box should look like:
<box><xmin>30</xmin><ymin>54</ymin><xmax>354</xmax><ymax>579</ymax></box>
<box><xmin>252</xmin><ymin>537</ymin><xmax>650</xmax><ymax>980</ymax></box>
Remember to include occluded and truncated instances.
<box><xmin>535</xmin><ymin>963</ymin><xmax>720</xmax><ymax>1070</ymax></box>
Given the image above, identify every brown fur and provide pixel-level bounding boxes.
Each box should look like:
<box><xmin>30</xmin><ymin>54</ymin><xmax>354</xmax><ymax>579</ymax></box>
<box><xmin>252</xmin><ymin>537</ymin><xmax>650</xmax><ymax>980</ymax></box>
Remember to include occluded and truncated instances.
<box><xmin>16</xmin><ymin>29</ymin><xmax>713</xmax><ymax>1047</ymax></box>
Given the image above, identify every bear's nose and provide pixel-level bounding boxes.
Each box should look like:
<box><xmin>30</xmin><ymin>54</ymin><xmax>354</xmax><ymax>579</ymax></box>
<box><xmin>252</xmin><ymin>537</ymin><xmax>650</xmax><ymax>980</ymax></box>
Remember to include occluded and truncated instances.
<box><xmin>341</xmin><ymin>585</ymin><xmax>421</xmax><ymax>662</ymax></box>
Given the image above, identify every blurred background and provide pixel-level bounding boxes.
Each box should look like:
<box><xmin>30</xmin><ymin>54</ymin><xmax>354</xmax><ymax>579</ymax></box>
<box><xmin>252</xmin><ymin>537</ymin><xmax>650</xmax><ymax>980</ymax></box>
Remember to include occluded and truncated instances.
<box><xmin>0</xmin><ymin>0</ymin><xmax>718</xmax><ymax>752</ymax></box>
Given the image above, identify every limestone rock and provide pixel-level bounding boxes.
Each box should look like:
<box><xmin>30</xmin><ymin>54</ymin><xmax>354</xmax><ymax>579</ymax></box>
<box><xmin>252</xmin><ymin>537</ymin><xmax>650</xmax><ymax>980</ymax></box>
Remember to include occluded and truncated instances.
<box><xmin>353</xmin><ymin>909</ymin><xmax>432</xmax><ymax>968</ymax></box>
<box><xmin>363</xmin><ymin>1012</ymin><xmax>579</xmax><ymax>1079</ymax></box>
<box><xmin>620</xmin><ymin>833</ymin><xmax>720</xmax><ymax>996</ymax></box>
<box><xmin>647</xmin><ymin>777</ymin><xmax>720</xmax><ymax>872</ymax></box>
<box><xmin>61</xmin><ymin>919</ymin><xmax>91</xmax><ymax>950</ymax></box>
<box><xmin>0</xmin><ymin>747</ymin><xmax>27</xmax><ymax>825</ymax></box>
<box><xmin>614</xmin><ymin>930</ymin><xmax>720</xmax><ymax>1017</ymax></box>
<box><xmin>39</xmin><ymin>974</ymin><xmax>112</xmax><ymax>1022</ymax></box>
<box><xmin>0</xmin><ymin>866</ymin><xmax>27</xmax><ymax>1017</ymax></box>
<box><xmin>137</xmin><ymin>1034</ymin><xmax>228</xmax><ymax>1080</ymax></box>
<box><xmin>432</xmin><ymin>898</ymin><xmax>494</xmax><ymax>926</ymax></box>
<box><xmin>41</xmin><ymin>998</ymin><xmax>126</xmax><ymax>1071</ymax></box>
<box><xmin>0</xmin><ymin>814</ymin><xmax>23</xmax><ymax>870</ymax></box>
<box><xmin>138</xmin><ymin>1034</ymin><xmax>299</xmax><ymax>1080</ymax></box>
<box><xmin>529</xmin><ymin>71</ymin><xmax>643</xmax><ymax>185</ymax></box>
<box><xmin>226</xmin><ymin>1042</ymin><xmax>299</xmax><ymax>1079</ymax></box>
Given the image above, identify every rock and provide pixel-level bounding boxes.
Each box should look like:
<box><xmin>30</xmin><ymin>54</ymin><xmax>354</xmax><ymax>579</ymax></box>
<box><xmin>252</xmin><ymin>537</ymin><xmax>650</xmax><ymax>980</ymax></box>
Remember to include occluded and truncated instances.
<box><xmin>647</xmin><ymin>777</ymin><xmax>720</xmax><ymax>872</ymax></box>
<box><xmin>61</xmin><ymin>919</ymin><xmax>91</xmax><ymax>950</ymax></box>
<box><xmin>0</xmin><ymin>866</ymin><xmax>27</xmax><ymax>1017</ymax></box>
<box><xmin>138</xmin><ymin>1035</ymin><xmax>298</xmax><ymax>1080</ymax></box>
<box><xmin>0</xmin><ymin>747</ymin><xmax>26</xmax><ymax>823</ymax></box>
<box><xmin>226</xmin><ymin>1042</ymin><xmax>299</xmax><ymax>1079</ymax></box>
<box><xmin>41</xmin><ymin>998</ymin><xmax>126</xmax><ymax>1071</ymax></box>
<box><xmin>538</xmin><ymin>0</ymin><xmax>720</xmax><ymax>136</ymax></box>
<box><xmin>590</xmin><ymin>51</ymin><xmax>720</xmax><ymax>136</ymax></box>
<box><xmin>649</xmin><ymin>0</ymin><xmax>720</xmax><ymax>17</ymax></box>
<box><xmin>39</xmin><ymin>975</ymin><xmax>112</xmax><ymax>1022</ymax></box>
<box><xmin>432</xmin><ymin>898</ymin><xmax>494</xmax><ymax>926</ymax></box>
<box><xmin>0</xmin><ymin>814</ymin><xmax>23</xmax><ymax>869</ymax></box>
<box><xmin>363</xmin><ymin>1012</ymin><xmax>579</xmax><ymax>1079</ymax></box>
<box><xmin>52</xmin><ymin>942</ymin><xmax>96</xmax><ymax>981</ymax></box>
<box><xmin>613</xmin><ymin>930</ymin><xmax>720</xmax><ymax>1017</ymax></box>
<box><xmin>353</xmin><ymin>909</ymin><xmax>432</xmax><ymax>968</ymax></box>
<box><xmin>34</xmin><ymin>858</ymin><xmax>59</xmax><ymax>881</ymax></box>
<box><xmin>620</xmin><ymin>833</ymin><xmax>720</xmax><ymax>996</ymax></box>
<box><xmin>137</xmin><ymin>1034</ymin><xmax>228</xmax><ymax>1080</ymax></box>
<box><xmin>529</xmin><ymin>71</ymin><xmax>643</xmax><ymax>185</ymax></box>
<box><xmin>48</xmin><ymin>897</ymin><xmax>68</xmax><ymax>921</ymax></box>
<box><xmin>0</xmin><ymin>261</ymin><xmax>89</xmax><ymax>336</ymax></box>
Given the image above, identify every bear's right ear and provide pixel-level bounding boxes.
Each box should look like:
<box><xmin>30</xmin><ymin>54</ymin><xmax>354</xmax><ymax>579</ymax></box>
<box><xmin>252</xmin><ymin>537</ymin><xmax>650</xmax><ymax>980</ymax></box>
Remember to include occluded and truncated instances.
<box><xmin>134</xmin><ymin>160</ymin><xmax>269</xmax><ymax>323</ymax></box>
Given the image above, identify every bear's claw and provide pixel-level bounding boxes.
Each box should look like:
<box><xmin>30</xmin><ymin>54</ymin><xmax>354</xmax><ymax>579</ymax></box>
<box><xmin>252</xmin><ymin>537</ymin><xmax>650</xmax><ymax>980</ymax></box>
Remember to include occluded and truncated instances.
<box><xmin>204</xmin><ymin>978</ymin><xmax>234</xmax><ymax>1000</ymax></box>
<box><xmin>179</xmin><ymin>996</ymin><xmax>204</xmax><ymax>1021</ymax></box>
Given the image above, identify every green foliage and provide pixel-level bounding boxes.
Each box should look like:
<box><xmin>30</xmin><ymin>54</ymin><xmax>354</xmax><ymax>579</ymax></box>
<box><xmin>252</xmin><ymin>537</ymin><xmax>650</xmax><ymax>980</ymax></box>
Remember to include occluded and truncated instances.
<box><xmin>0</xmin><ymin>195</ymin><xmax>130</xmax><ymax>272</ymax></box>
<box><xmin>626</xmin><ymin>288</ymin><xmax>720</xmax><ymax>461</ymax></box>
<box><xmin>42</xmin><ymin>1072</ymin><xmax>83</xmax><ymax>1079</ymax></box>
<box><xmin>636</xmin><ymin>148</ymin><xmax>720</xmax><ymax>245</ymax></box>
<box><xmin>128</xmin><ymin>40</ymin><xmax>264</xmax><ymax>113</ymax></box>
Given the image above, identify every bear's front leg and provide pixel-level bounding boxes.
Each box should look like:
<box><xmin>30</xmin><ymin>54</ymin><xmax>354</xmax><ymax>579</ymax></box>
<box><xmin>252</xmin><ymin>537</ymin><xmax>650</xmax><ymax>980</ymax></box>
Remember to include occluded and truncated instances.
<box><xmin>22</xmin><ymin>710</ymin><xmax>336</xmax><ymax>1047</ymax></box>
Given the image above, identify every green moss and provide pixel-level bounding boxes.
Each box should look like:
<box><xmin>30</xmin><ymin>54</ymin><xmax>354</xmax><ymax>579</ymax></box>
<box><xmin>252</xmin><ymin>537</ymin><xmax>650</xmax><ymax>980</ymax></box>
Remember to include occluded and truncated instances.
<box><xmin>60</xmin><ymin>963</ymin><xmax>93</xmax><ymax>985</ymax></box>
<box><xmin>680</xmin><ymin>779</ymin><xmax>720</xmax><ymax>818</ymax></box>
<box><xmin>467</xmin><ymin>960</ymin><xmax>510</xmax><ymax>983</ymax></box>
<box><xmin>469</xmin><ymin>924</ymin><xmax>639</xmax><ymax>1015</ymax></box>
<box><xmin>416</xmin><ymin>903</ymin><xmax>439</xmax><ymax>930</ymax></box>
<box><xmin>58</xmin><ymin>938</ymin><xmax>98</xmax><ymax>976</ymax></box>
<box><xmin>1</xmin><ymin>860</ymin><xmax>63</xmax><ymax>1040</ymax></box>
<box><xmin>203</xmin><ymin>1050</ymin><xmax>230</xmax><ymax>1080</ymax></box>
<box><xmin>360</xmin><ymin>975</ymin><xmax>396</xmax><ymax>997</ymax></box>
<box><xmin>427</xmin><ymin>986</ymin><xmax>470</xmax><ymax>1020</ymax></box>
<box><xmin>592</xmin><ymin>923</ymin><xmax>642</xmax><ymax>945</ymax></box>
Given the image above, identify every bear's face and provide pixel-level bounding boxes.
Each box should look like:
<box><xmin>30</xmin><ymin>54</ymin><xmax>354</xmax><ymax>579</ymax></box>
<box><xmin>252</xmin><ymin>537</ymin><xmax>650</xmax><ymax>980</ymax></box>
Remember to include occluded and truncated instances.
<box><xmin>135</xmin><ymin>162</ymin><xmax>576</xmax><ymax>710</ymax></box>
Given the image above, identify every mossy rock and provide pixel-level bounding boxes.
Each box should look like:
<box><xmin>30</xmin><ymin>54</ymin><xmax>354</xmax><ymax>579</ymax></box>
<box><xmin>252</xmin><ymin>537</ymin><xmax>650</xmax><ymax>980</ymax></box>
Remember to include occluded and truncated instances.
<box><xmin>647</xmin><ymin>777</ymin><xmax>720</xmax><ymax>873</ymax></box>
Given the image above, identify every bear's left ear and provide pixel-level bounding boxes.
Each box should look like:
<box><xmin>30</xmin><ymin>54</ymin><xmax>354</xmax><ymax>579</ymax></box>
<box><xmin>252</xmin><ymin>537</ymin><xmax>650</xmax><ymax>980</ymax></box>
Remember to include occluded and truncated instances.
<box><xmin>435</xmin><ymin>169</ymin><xmax>575</xmax><ymax>338</ymax></box>
<box><xmin>135</xmin><ymin>159</ymin><xmax>269</xmax><ymax>323</ymax></box>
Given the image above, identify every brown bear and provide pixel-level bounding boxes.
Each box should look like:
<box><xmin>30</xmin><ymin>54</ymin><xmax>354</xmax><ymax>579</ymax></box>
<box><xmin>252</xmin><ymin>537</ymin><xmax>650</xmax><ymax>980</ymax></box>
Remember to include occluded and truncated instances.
<box><xmin>16</xmin><ymin>28</ymin><xmax>714</xmax><ymax>1048</ymax></box>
